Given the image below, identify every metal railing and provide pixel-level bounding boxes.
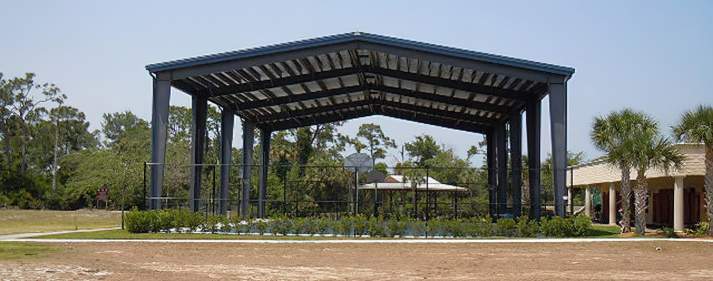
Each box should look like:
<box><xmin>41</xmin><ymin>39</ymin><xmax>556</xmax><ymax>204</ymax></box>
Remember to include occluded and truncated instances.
<box><xmin>138</xmin><ymin>162</ymin><xmax>566</xmax><ymax>219</ymax></box>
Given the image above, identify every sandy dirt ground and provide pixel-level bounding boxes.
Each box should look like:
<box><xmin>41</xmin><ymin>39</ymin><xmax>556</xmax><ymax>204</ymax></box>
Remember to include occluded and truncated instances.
<box><xmin>2</xmin><ymin>241</ymin><xmax>713</xmax><ymax>280</ymax></box>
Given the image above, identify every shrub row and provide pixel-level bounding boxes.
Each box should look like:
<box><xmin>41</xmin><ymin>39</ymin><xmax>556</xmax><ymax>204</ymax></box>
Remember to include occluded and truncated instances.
<box><xmin>124</xmin><ymin>209</ymin><xmax>592</xmax><ymax>238</ymax></box>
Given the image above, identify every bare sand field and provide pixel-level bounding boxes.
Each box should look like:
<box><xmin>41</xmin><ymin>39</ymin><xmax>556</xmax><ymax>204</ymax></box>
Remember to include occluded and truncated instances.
<box><xmin>2</xmin><ymin>241</ymin><xmax>713</xmax><ymax>280</ymax></box>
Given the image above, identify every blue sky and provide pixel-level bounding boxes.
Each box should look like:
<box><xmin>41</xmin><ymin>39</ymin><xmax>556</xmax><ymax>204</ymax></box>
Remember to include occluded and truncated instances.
<box><xmin>1</xmin><ymin>1</ymin><xmax>711</xmax><ymax>165</ymax></box>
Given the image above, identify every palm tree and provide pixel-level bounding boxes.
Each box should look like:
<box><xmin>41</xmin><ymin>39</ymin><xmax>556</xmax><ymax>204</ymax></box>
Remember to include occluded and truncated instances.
<box><xmin>673</xmin><ymin>105</ymin><xmax>713</xmax><ymax>235</ymax></box>
<box><xmin>630</xmin><ymin>131</ymin><xmax>684</xmax><ymax>235</ymax></box>
<box><xmin>591</xmin><ymin>109</ymin><xmax>656</xmax><ymax>233</ymax></box>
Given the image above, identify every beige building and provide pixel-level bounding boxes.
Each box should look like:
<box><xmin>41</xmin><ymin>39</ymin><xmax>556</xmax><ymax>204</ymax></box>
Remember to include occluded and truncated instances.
<box><xmin>567</xmin><ymin>143</ymin><xmax>708</xmax><ymax>232</ymax></box>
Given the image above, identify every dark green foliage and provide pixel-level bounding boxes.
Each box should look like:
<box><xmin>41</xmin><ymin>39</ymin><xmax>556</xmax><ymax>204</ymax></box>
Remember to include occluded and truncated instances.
<box><xmin>352</xmin><ymin>215</ymin><xmax>369</xmax><ymax>236</ymax></box>
<box><xmin>367</xmin><ymin>217</ymin><xmax>386</xmax><ymax>237</ymax></box>
<box><xmin>540</xmin><ymin>215</ymin><xmax>592</xmax><ymax>237</ymax></box>
<box><xmin>121</xmin><ymin>211</ymin><xmax>594</xmax><ymax>238</ymax></box>
<box><xmin>124</xmin><ymin>208</ymin><xmax>152</xmax><ymax>233</ymax></box>
<box><xmin>255</xmin><ymin>220</ymin><xmax>268</xmax><ymax>235</ymax></box>
<box><xmin>516</xmin><ymin>217</ymin><xmax>539</xmax><ymax>237</ymax></box>
<box><xmin>495</xmin><ymin>218</ymin><xmax>518</xmax><ymax>237</ymax></box>
<box><xmin>387</xmin><ymin>219</ymin><xmax>407</xmax><ymax>237</ymax></box>
<box><xmin>663</xmin><ymin>227</ymin><xmax>678</xmax><ymax>238</ymax></box>
<box><xmin>269</xmin><ymin>217</ymin><xmax>293</xmax><ymax>236</ymax></box>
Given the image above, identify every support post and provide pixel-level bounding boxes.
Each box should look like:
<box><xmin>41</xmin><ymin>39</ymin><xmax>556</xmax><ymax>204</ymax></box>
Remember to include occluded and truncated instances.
<box><xmin>526</xmin><ymin>99</ymin><xmax>541</xmax><ymax>219</ymax></box>
<box><xmin>219</xmin><ymin>108</ymin><xmax>234</xmax><ymax>215</ymax></box>
<box><xmin>496</xmin><ymin>122</ymin><xmax>508</xmax><ymax>217</ymax></box>
<box><xmin>674</xmin><ymin>176</ymin><xmax>684</xmax><ymax>232</ymax></box>
<box><xmin>609</xmin><ymin>183</ymin><xmax>617</xmax><ymax>226</ymax></box>
<box><xmin>549</xmin><ymin>82</ymin><xmax>567</xmax><ymax>217</ymax></box>
<box><xmin>258</xmin><ymin>128</ymin><xmax>271</xmax><ymax>218</ymax></box>
<box><xmin>240</xmin><ymin>121</ymin><xmax>255</xmax><ymax>218</ymax></box>
<box><xmin>189</xmin><ymin>95</ymin><xmax>208</xmax><ymax>212</ymax></box>
<box><xmin>486</xmin><ymin>132</ymin><xmax>496</xmax><ymax>218</ymax></box>
<box><xmin>509</xmin><ymin>112</ymin><xmax>522</xmax><ymax>217</ymax></box>
<box><xmin>585</xmin><ymin>186</ymin><xmax>592</xmax><ymax>217</ymax></box>
<box><xmin>150</xmin><ymin>76</ymin><xmax>171</xmax><ymax>210</ymax></box>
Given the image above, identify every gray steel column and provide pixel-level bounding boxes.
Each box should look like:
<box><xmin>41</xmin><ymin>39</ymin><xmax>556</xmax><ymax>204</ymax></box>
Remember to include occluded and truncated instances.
<box><xmin>486</xmin><ymin>131</ymin><xmax>496</xmax><ymax>218</ymax></box>
<box><xmin>150</xmin><ymin>75</ymin><xmax>171</xmax><ymax>210</ymax></box>
<box><xmin>189</xmin><ymin>95</ymin><xmax>208</xmax><ymax>212</ymax></box>
<box><xmin>496</xmin><ymin>122</ymin><xmax>508</xmax><ymax>216</ymax></box>
<box><xmin>258</xmin><ymin>128</ymin><xmax>271</xmax><ymax>218</ymax></box>
<box><xmin>240</xmin><ymin>121</ymin><xmax>255</xmax><ymax>218</ymax></box>
<box><xmin>510</xmin><ymin>112</ymin><xmax>523</xmax><ymax>217</ymax></box>
<box><xmin>219</xmin><ymin>108</ymin><xmax>234</xmax><ymax>215</ymax></box>
<box><xmin>526</xmin><ymin>99</ymin><xmax>541</xmax><ymax>219</ymax></box>
<box><xmin>549</xmin><ymin>82</ymin><xmax>568</xmax><ymax>217</ymax></box>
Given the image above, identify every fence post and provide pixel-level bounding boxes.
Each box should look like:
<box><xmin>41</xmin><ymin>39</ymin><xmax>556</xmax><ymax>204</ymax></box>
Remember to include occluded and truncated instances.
<box><xmin>283</xmin><ymin>175</ymin><xmax>288</xmax><ymax>216</ymax></box>
<box><xmin>212</xmin><ymin>165</ymin><xmax>217</xmax><ymax>216</ymax></box>
<box><xmin>354</xmin><ymin>167</ymin><xmax>359</xmax><ymax>216</ymax></box>
<box><xmin>425</xmin><ymin>167</ymin><xmax>430</xmax><ymax>221</ymax></box>
<box><xmin>142</xmin><ymin>162</ymin><xmax>147</xmax><ymax>210</ymax></box>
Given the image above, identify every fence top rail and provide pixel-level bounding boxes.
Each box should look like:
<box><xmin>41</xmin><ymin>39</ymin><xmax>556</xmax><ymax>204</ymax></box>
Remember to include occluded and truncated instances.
<box><xmin>144</xmin><ymin>162</ymin><xmax>486</xmax><ymax>171</ymax></box>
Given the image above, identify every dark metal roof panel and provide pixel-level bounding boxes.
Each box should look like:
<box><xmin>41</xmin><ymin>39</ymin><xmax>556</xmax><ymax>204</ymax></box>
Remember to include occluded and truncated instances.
<box><xmin>146</xmin><ymin>32</ymin><xmax>575</xmax><ymax>77</ymax></box>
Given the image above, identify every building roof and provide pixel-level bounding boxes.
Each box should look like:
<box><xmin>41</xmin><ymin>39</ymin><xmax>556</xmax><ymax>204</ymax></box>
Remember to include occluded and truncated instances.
<box><xmin>567</xmin><ymin>143</ymin><xmax>707</xmax><ymax>186</ymax></box>
<box><xmin>358</xmin><ymin>175</ymin><xmax>469</xmax><ymax>192</ymax></box>
<box><xmin>146</xmin><ymin>32</ymin><xmax>574</xmax><ymax>133</ymax></box>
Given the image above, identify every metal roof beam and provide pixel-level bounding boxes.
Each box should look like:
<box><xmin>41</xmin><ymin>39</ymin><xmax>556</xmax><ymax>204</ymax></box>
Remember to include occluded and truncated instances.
<box><xmin>373</xmin><ymin>84</ymin><xmax>510</xmax><ymax>114</ymax></box>
<box><xmin>380</xmin><ymin>107</ymin><xmax>489</xmax><ymax>134</ymax></box>
<box><xmin>252</xmin><ymin>98</ymin><xmax>499</xmax><ymax>125</ymax></box>
<box><xmin>262</xmin><ymin>107</ymin><xmax>372</xmax><ymax>131</ymax></box>
<box><xmin>200</xmin><ymin>66</ymin><xmax>363</xmax><ymax>97</ymax></box>
<box><xmin>239</xmin><ymin>85</ymin><xmax>367</xmax><ymax>111</ymax></box>
<box><xmin>370</xmin><ymin>67</ymin><xmax>528</xmax><ymax>101</ymax></box>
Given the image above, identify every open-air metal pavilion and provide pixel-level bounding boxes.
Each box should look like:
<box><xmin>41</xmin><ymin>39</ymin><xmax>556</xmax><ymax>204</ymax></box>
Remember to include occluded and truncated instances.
<box><xmin>145</xmin><ymin>32</ymin><xmax>574</xmax><ymax>219</ymax></box>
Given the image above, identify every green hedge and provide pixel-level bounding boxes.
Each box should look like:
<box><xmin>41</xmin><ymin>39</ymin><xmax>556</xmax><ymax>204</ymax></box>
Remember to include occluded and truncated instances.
<box><xmin>124</xmin><ymin>209</ymin><xmax>593</xmax><ymax>238</ymax></box>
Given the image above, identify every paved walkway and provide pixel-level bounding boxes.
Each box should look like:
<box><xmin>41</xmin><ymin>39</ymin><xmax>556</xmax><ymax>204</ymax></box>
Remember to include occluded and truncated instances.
<box><xmin>4</xmin><ymin>237</ymin><xmax>713</xmax><ymax>244</ymax></box>
<box><xmin>0</xmin><ymin>227</ymin><xmax>120</xmax><ymax>241</ymax></box>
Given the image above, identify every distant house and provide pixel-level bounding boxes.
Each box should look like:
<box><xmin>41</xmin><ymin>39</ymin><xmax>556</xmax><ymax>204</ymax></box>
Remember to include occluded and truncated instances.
<box><xmin>568</xmin><ymin>143</ymin><xmax>707</xmax><ymax>232</ymax></box>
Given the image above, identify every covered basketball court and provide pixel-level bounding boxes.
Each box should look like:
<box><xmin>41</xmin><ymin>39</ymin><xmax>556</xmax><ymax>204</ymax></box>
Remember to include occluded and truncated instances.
<box><xmin>145</xmin><ymin>32</ymin><xmax>574</xmax><ymax>219</ymax></box>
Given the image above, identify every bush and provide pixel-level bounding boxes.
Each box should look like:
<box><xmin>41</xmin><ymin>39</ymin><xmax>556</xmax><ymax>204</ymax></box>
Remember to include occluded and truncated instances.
<box><xmin>495</xmin><ymin>218</ymin><xmax>518</xmax><ymax>237</ymax></box>
<box><xmin>334</xmin><ymin>217</ymin><xmax>353</xmax><ymax>236</ymax></box>
<box><xmin>352</xmin><ymin>215</ymin><xmax>369</xmax><ymax>236</ymax></box>
<box><xmin>387</xmin><ymin>219</ymin><xmax>407</xmax><ymax>237</ymax></box>
<box><xmin>426</xmin><ymin>219</ymin><xmax>446</xmax><ymax>237</ymax></box>
<box><xmin>121</xmin><ymin>211</ymin><xmax>595</xmax><ymax>238</ymax></box>
<box><xmin>465</xmin><ymin>216</ymin><xmax>493</xmax><ymax>237</ymax></box>
<box><xmin>255</xmin><ymin>220</ymin><xmax>268</xmax><ymax>235</ymax></box>
<box><xmin>663</xmin><ymin>227</ymin><xmax>678</xmax><ymax>238</ymax></box>
<box><xmin>572</xmin><ymin>215</ymin><xmax>592</xmax><ymax>236</ymax></box>
<box><xmin>367</xmin><ymin>217</ymin><xmax>386</xmax><ymax>237</ymax></box>
<box><xmin>540</xmin><ymin>216</ymin><xmax>592</xmax><ymax>237</ymax></box>
<box><xmin>125</xmin><ymin>208</ymin><xmax>152</xmax><ymax>233</ymax></box>
<box><xmin>155</xmin><ymin>210</ymin><xmax>175</xmax><ymax>232</ymax></box>
<box><xmin>317</xmin><ymin>218</ymin><xmax>331</xmax><ymax>235</ymax></box>
<box><xmin>270</xmin><ymin>217</ymin><xmax>293</xmax><ymax>236</ymax></box>
<box><xmin>409</xmin><ymin>219</ymin><xmax>427</xmax><ymax>237</ymax></box>
<box><xmin>516</xmin><ymin>218</ymin><xmax>539</xmax><ymax>238</ymax></box>
<box><xmin>443</xmin><ymin>219</ymin><xmax>465</xmax><ymax>237</ymax></box>
<box><xmin>184</xmin><ymin>211</ymin><xmax>204</xmax><ymax>232</ymax></box>
<box><xmin>204</xmin><ymin>215</ymin><xmax>227</xmax><ymax>233</ymax></box>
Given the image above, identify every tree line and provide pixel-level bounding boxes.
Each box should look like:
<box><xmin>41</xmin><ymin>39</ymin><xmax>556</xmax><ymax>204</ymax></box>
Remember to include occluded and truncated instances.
<box><xmin>2</xmin><ymin>72</ymin><xmax>581</xmax><ymax>216</ymax></box>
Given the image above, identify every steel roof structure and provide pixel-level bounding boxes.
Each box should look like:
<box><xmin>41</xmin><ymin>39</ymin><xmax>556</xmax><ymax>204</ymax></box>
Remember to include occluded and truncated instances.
<box><xmin>146</xmin><ymin>32</ymin><xmax>574</xmax><ymax>219</ymax></box>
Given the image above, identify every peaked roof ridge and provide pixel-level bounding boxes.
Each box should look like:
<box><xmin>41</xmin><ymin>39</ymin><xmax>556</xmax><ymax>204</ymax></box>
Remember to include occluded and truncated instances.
<box><xmin>146</xmin><ymin>32</ymin><xmax>574</xmax><ymax>76</ymax></box>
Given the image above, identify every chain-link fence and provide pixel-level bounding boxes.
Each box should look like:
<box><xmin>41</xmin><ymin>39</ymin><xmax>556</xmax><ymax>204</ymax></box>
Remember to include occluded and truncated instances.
<box><xmin>135</xmin><ymin>162</ymin><xmax>575</xmax><ymax>220</ymax></box>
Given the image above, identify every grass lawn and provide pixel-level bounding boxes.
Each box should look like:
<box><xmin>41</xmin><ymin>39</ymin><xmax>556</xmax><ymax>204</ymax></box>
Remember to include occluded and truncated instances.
<box><xmin>0</xmin><ymin>242</ymin><xmax>58</xmax><ymax>260</ymax></box>
<box><xmin>588</xmin><ymin>224</ymin><xmax>621</xmax><ymax>238</ymax></box>
<box><xmin>35</xmin><ymin>224</ymin><xmax>624</xmax><ymax>240</ymax></box>
<box><xmin>38</xmin><ymin>230</ymin><xmax>394</xmax><ymax>240</ymax></box>
<box><xmin>0</xmin><ymin>209</ymin><xmax>121</xmax><ymax>235</ymax></box>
